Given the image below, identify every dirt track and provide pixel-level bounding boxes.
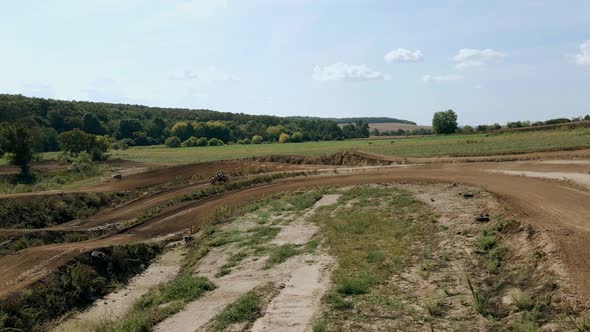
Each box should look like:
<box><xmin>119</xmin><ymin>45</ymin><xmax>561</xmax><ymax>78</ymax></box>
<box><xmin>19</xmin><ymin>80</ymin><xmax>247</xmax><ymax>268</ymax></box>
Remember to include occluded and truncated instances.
<box><xmin>1</xmin><ymin>152</ymin><xmax>590</xmax><ymax>302</ymax></box>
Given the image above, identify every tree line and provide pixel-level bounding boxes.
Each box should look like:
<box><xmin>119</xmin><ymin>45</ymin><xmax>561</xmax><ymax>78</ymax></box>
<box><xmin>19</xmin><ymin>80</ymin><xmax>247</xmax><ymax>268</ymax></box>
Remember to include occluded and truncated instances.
<box><xmin>0</xmin><ymin>94</ymin><xmax>375</xmax><ymax>153</ymax></box>
<box><xmin>432</xmin><ymin>109</ymin><xmax>590</xmax><ymax>135</ymax></box>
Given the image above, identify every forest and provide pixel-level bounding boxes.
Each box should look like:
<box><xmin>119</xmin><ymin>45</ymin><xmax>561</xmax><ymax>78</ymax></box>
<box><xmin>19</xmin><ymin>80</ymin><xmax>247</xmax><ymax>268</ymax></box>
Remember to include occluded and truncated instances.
<box><xmin>0</xmin><ymin>94</ymin><xmax>375</xmax><ymax>152</ymax></box>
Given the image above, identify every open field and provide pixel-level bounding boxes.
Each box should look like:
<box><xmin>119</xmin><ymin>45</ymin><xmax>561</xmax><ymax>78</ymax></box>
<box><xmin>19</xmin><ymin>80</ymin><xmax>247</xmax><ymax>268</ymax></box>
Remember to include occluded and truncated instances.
<box><xmin>107</xmin><ymin>128</ymin><xmax>590</xmax><ymax>164</ymax></box>
<box><xmin>2</xmin><ymin>135</ymin><xmax>590</xmax><ymax>330</ymax></box>
<box><xmin>368</xmin><ymin>122</ymin><xmax>432</xmax><ymax>132</ymax></box>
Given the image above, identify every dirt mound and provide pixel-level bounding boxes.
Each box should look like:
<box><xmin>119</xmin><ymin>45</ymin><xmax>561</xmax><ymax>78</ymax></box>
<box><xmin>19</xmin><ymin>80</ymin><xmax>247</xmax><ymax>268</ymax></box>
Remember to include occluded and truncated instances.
<box><xmin>251</xmin><ymin>151</ymin><xmax>394</xmax><ymax>166</ymax></box>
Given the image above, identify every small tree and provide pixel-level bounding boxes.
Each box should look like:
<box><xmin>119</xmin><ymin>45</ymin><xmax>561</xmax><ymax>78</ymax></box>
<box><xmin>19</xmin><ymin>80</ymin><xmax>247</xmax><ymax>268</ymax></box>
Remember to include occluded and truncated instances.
<box><xmin>461</xmin><ymin>125</ymin><xmax>475</xmax><ymax>134</ymax></box>
<box><xmin>165</xmin><ymin>136</ymin><xmax>181</xmax><ymax>148</ymax></box>
<box><xmin>0</xmin><ymin>123</ymin><xmax>36</xmax><ymax>178</ymax></box>
<box><xmin>59</xmin><ymin>129</ymin><xmax>109</xmax><ymax>161</ymax></box>
<box><xmin>207</xmin><ymin>138</ymin><xmax>224</xmax><ymax>146</ymax></box>
<box><xmin>291</xmin><ymin>132</ymin><xmax>304</xmax><ymax>142</ymax></box>
<box><xmin>196</xmin><ymin>137</ymin><xmax>208</xmax><ymax>146</ymax></box>
<box><xmin>278</xmin><ymin>133</ymin><xmax>290</xmax><ymax>143</ymax></box>
<box><xmin>182</xmin><ymin>136</ymin><xmax>200</xmax><ymax>147</ymax></box>
<box><xmin>252</xmin><ymin>135</ymin><xmax>263</xmax><ymax>144</ymax></box>
<box><xmin>432</xmin><ymin>110</ymin><xmax>458</xmax><ymax>134</ymax></box>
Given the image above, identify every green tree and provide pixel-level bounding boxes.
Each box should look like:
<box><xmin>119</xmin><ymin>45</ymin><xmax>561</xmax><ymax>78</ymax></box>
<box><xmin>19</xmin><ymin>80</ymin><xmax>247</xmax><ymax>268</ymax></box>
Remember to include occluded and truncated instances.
<box><xmin>146</xmin><ymin>117</ymin><xmax>166</xmax><ymax>138</ymax></box>
<box><xmin>171</xmin><ymin>122</ymin><xmax>194</xmax><ymax>141</ymax></box>
<box><xmin>207</xmin><ymin>137</ymin><xmax>224</xmax><ymax>146</ymax></box>
<box><xmin>432</xmin><ymin>110</ymin><xmax>458</xmax><ymax>134</ymax></box>
<box><xmin>116</xmin><ymin>119</ymin><xmax>144</xmax><ymax>139</ymax></box>
<box><xmin>182</xmin><ymin>136</ymin><xmax>200</xmax><ymax>147</ymax></box>
<box><xmin>0</xmin><ymin>123</ymin><xmax>36</xmax><ymax>178</ymax></box>
<box><xmin>59</xmin><ymin>129</ymin><xmax>109</xmax><ymax>161</ymax></box>
<box><xmin>252</xmin><ymin>135</ymin><xmax>263</xmax><ymax>144</ymax></box>
<box><xmin>196</xmin><ymin>137</ymin><xmax>208</xmax><ymax>146</ymax></box>
<box><xmin>165</xmin><ymin>136</ymin><xmax>181</xmax><ymax>148</ymax></box>
<box><xmin>82</xmin><ymin>113</ymin><xmax>106</xmax><ymax>135</ymax></box>
<box><xmin>461</xmin><ymin>125</ymin><xmax>475</xmax><ymax>134</ymax></box>
<box><xmin>291</xmin><ymin>131</ymin><xmax>304</xmax><ymax>142</ymax></box>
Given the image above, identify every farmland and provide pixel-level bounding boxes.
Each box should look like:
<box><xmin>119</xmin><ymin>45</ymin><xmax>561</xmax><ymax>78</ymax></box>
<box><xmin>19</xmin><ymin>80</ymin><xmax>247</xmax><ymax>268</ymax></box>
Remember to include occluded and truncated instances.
<box><xmin>47</xmin><ymin>127</ymin><xmax>590</xmax><ymax>165</ymax></box>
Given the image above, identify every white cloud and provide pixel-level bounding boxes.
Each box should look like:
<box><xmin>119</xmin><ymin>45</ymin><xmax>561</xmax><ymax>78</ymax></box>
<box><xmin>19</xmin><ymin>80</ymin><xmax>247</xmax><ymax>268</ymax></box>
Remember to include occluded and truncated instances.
<box><xmin>453</xmin><ymin>48</ymin><xmax>505</xmax><ymax>69</ymax></box>
<box><xmin>384</xmin><ymin>48</ymin><xmax>424</xmax><ymax>63</ymax></box>
<box><xmin>169</xmin><ymin>66</ymin><xmax>239</xmax><ymax>81</ymax></box>
<box><xmin>422</xmin><ymin>74</ymin><xmax>464</xmax><ymax>82</ymax></box>
<box><xmin>312</xmin><ymin>62</ymin><xmax>391</xmax><ymax>81</ymax></box>
<box><xmin>575</xmin><ymin>40</ymin><xmax>590</xmax><ymax>66</ymax></box>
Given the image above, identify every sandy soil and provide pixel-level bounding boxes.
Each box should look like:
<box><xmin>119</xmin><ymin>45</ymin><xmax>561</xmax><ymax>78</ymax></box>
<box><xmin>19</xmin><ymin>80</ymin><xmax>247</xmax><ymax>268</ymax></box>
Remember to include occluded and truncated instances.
<box><xmin>2</xmin><ymin>152</ymin><xmax>590</xmax><ymax>305</ymax></box>
<box><xmin>486</xmin><ymin>169</ymin><xmax>590</xmax><ymax>189</ymax></box>
<box><xmin>53</xmin><ymin>245</ymin><xmax>185</xmax><ymax>331</ymax></box>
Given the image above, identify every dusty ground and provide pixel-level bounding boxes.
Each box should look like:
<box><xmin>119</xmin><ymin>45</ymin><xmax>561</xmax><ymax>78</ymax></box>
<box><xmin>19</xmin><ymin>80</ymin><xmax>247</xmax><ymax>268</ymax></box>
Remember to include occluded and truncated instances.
<box><xmin>1</xmin><ymin>149</ymin><xmax>590</xmax><ymax>319</ymax></box>
<box><xmin>155</xmin><ymin>194</ymin><xmax>338</xmax><ymax>332</ymax></box>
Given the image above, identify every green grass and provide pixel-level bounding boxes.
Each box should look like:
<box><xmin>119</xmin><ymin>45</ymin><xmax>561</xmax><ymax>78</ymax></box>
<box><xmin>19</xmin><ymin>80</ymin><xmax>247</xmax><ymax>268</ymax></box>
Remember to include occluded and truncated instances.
<box><xmin>99</xmin><ymin>274</ymin><xmax>215</xmax><ymax>332</ymax></box>
<box><xmin>264</xmin><ymin>244</ymin><xmax>301</xmax><ymax>269</ymax></box>
<box><xmin>211</xmin><ymin>284</ymin><xmax>273</xmax><ymax>331</ymax></box>
<box><xmin>312</xmin><ymin>186</ymin><xmax>435</xmax><ymax>328</ymax></box>
<box><xmin>95</xmin><ymin>128</ymin><xmax>590</xmax><ymax>164</ymax></box>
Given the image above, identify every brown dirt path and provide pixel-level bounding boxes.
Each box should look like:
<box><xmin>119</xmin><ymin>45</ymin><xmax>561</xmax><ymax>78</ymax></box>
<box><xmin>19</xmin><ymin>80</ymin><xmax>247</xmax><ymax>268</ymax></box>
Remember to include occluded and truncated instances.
<box><xmin>1</xmin><ymin>161</ymin><xmax>590</xmax><ymax>303</ymax></box>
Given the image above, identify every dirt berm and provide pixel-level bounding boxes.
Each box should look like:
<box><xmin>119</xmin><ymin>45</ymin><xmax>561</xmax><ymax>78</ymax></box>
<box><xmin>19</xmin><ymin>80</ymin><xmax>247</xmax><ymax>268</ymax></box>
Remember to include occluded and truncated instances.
<box><xmin>250</xmin><ymin>151</ymin><xmax>395</xmax><ymax>166</ymax></box>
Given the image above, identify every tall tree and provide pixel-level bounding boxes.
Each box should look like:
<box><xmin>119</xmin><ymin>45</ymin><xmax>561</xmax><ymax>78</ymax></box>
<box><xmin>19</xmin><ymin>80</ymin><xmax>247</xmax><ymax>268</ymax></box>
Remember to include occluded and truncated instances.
<box><xmin>82</xmin><ymin>113</ymin><xmax>106</xmax><ymax>135</ymax></box>
<box><xmin>432</xmin><ymin>110</ymin><xmax>458</xmax><ymax>134</ymax></box>
<box><xmin>0</xmin><ymin>123</ymin><xmax>36</xmax><ymax>178</ymax></box>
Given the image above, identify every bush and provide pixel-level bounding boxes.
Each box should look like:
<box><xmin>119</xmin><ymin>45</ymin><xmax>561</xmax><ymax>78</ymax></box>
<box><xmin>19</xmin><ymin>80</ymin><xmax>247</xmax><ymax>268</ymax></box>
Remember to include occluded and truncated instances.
<box><xmin>237</xmin><ymin>138</ymin><xmax>251</xmax><ymax>145</ymax></box>
<box><xmin>71</xmin><ymin>151</ymin><xmax>95</xmax><ymax>175</ymax></box>
<box><xmin>252</xmin><ymin>135</ymin><xmax>263</xmax><ymax>144</ymax></box>
<box><xmin>182</xmin><ymin>136</ymin><xmax>200</xmax><ymax>147</ymax></box>
<box><xmin>165</xmin><ymin>136</ymin><xmax>181</xmax><ymax>148</ymax></box>
<box><xmin>278</xmin><ymin>133</ymin><xmax>290</xmax><ymax>143</ymax></box>
<box><xmin>207</xmin><ymin>138</ymin><xmax>224</xmax><ymax>146</ymax></box>
<box><xmin>291</xmin><ymin>131</ymin><xmax>304</xmax><ymax>142</ymax></box>
<box><xmin>196</xmin><ymin>137</ymin><xmax>208</xmax><ymax>146</ymax></box>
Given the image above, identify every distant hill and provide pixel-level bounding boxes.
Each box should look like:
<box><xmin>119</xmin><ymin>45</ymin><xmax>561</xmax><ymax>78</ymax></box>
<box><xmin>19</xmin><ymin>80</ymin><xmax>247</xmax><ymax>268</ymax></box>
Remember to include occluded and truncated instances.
<box><xmin>287</xmin><ymin>116</ymin><xmax>416</xmax><ymax>125</ymax></box>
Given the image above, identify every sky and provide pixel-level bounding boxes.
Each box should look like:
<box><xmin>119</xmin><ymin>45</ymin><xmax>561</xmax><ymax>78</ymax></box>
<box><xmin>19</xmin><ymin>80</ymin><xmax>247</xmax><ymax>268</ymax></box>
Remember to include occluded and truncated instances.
<box><xmin>1</xmin><ymin>0</ymin><xmax>589</xmax><ymax>125</ymax></box>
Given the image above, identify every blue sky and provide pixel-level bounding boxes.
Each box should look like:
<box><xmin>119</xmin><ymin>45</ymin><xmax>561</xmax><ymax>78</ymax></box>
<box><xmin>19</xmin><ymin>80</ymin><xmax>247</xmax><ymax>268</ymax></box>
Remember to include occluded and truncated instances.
<box><xmin>1</xmin><ymin>0</ymin><xmax>589</xmax><ymax>125</ymax></box>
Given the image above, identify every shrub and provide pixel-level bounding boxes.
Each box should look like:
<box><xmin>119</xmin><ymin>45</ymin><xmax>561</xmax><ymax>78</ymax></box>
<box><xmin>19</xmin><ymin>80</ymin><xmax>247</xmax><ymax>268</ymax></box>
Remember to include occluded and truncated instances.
<box><xmin>196</xmin><ymin>137</ymin><xmax>208</xmax><ymax>146</ymax></box>
<box><xmin>165</xmin><ymin>136</ymin><xmax>181</xmax><ymax>148</ymax></box>
<box><xmin>252</xmin><ymin>135</ymin><xmax>263</xmax><ymax>144</ymax></box>
<box><xmin>291</xmin><ymin>131</ymin><xmax>304</xmax><ymax>142</ymax></box>
<box><xmin>336</xmin><ymin>275</ymin><xmax>372</xmax><ymax>295</ymax></box>
<box><xmin>278</xmin><ymin>133</ymin><xmax>290</xmax><ymax>143</ymax></box>
<box><xmin>237</xmin><ymin>138</ymin><xmax>251</xmax><ymax>145</ymax></box>
<box><xmin>208</xmin><ymin>138</ymin><xmax>224</xmax><ymax>146</ymax></box>
<box><xmin>182</xmin><ymin>136</ymin><xmax>200</xmax><ymax>147</ymax></box>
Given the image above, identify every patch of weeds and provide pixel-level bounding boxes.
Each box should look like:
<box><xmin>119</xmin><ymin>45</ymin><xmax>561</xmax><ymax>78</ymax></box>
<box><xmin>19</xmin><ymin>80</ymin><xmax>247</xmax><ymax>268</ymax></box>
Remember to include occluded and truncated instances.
<box><xmin>101</xmin><ymin>274</ymin><xmax>215</xmax><ymax>332</ymax></box>
<box><xmin>241</xmin><ymin>226</ymin><xmax>280</xmax><ymax>247</ymax></box>
<box><xmin>425</xmin><ymin>296</ymin><xmax>445</xmax><ymax>317</ymax></box>
<box><xmin>313</xmin><ymin>320</ymin><xmax>327</xmax><ymax>332</ymax></box>
<box><xmin>216</xmin><ymin>251</ymin><xmax>248</xmax><ymax>277</ymax></box>
<box><xmin>511</xmin><ymin>317</ymin><xmax>539</xmax><ymax>332</ymax></box>
<box><xmin>467</xmin><ymin>276</ymin><xmax>489</xmax><ymax>316</ymax></box>
<box><xmin>264</xmin><ymin>244</ymin><xmax>301</xmax><ymax>269</ymax></box>
<box><xmin>366</xmin><ymin>250</ymin><xmax>385</xmax><ymax>264</ymax></box>
<box><xmin>211</xmin><ymin>205</ymin><xmax>234</xmax><ymax>224</ymax></box>
<box><xmin>336</xmin><ymin>274</ymin><xmax>374</xmax><ymax>295</ymax></box>
<box><xmin>419</xmin><ymin>259</ymin><xmax>434</xmax><ymax>277</ymax></box>
<box><xmin>513</xmin><ymin>291</ymin><xmax>534</xmax><ymax>311</ymax></box>
<box><xmin>325</xmin><ymin>291</ymin><xmax>354</xmax><ymax>310</ymax></box>
<box><xmin>211</xmin><ymin>284</ymin><xmax>272</xmax><ymax>331</ymax></box>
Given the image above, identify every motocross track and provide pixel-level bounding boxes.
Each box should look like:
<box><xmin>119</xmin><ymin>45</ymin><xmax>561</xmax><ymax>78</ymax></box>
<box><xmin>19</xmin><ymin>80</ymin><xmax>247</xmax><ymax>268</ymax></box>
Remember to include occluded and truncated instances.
<box><xmin>1</xmin><ymin>151</ymin><xmax>590</xmax><ymax>304</ymax></box>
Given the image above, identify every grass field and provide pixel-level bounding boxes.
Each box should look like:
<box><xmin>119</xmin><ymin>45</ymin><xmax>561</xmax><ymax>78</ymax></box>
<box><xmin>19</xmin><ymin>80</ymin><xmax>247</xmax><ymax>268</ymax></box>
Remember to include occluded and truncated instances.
<box><xmin>108</xmin><ymin>128</ymin><xmax>590</xmax><ymax>164</ymax></box>
<box><xmin>3</xmin><ymin>128</ymin><xmax>589</xmax><ymax>166</ymax></box>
